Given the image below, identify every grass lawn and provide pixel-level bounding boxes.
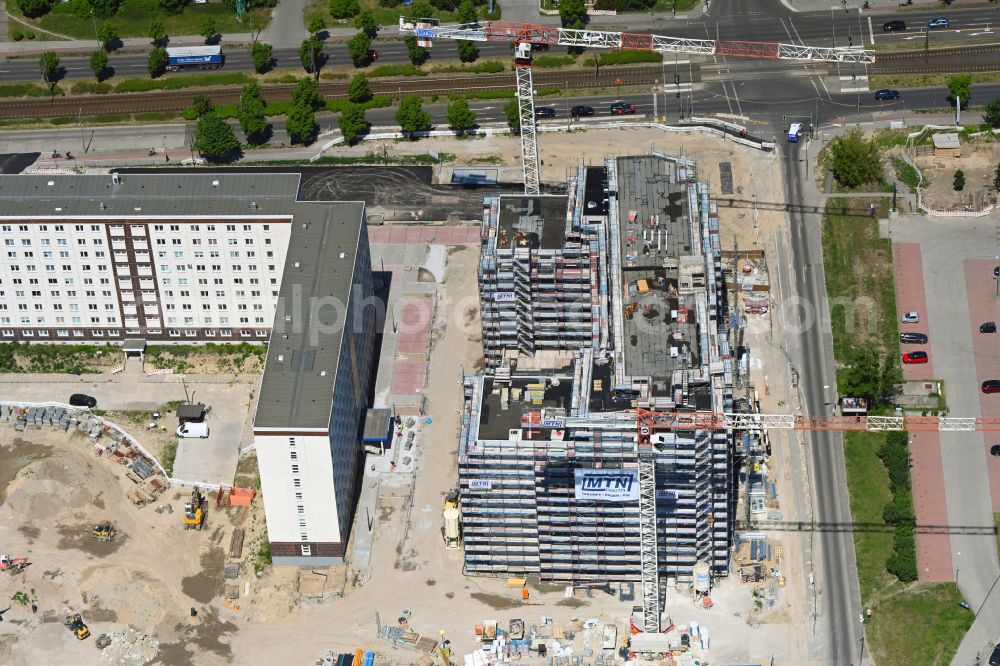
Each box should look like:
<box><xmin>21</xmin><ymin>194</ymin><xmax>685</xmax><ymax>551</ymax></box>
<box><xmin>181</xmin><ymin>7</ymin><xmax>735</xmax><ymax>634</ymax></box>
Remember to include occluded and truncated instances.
<box><xmin>7</xmin><ymin>2</ymin><xmax>270</xmax><ymax>40</ymax></box>
<box><xmin>821</xmin><ymin>198</ymin><xmax>898</xmax><ymax>364</ymax></box>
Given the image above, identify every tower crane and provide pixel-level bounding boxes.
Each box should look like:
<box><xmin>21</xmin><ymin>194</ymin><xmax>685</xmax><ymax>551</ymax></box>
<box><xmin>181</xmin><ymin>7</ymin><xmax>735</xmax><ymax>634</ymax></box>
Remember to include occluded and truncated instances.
<box><xmin>399</xmin><ymin>18</ymin><xmax>875</xmax><ymax>195</ymax></box>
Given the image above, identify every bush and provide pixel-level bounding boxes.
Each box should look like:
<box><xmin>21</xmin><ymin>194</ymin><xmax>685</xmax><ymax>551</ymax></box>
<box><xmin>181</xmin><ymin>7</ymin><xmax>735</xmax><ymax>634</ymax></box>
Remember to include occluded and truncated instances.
<box><xmin>17</xmin><ymin>0</ymin><xmax>54</xmax><ymax>18</ymax></box>
<box><xmin>12</xmin><ymin>29</ymin><xmax>24</xmax><ymax>42</ymax></box>
<box><xmin>828</xmin><ymin>129</ymin><xmax>884</xmax><ymax>189</ymax></box>
<box><xmin>953</xmin><ymin>169</ymin><xmax>965</xmax><ymax>192</ymax></box>
<box><xmin>26</xmin><ymin>31</ymin><xmax>35</xmax><ymax>40</ymax></box>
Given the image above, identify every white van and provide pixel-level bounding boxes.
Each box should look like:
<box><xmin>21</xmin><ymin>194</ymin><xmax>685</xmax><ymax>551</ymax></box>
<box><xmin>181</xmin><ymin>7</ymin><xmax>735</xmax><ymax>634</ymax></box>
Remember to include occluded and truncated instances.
<box><xmin>176</xmin><ymin>421</ymin><xmax>209</xmax><ymax>438</ymax></box>
<box><xmin>787</xmin><ymin>123</ymin><xmax>802</xmax><ymax>143</ymax></box>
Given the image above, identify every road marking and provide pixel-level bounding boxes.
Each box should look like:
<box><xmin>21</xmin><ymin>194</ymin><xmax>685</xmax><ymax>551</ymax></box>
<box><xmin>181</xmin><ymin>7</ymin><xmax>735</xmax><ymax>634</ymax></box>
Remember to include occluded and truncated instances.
<box><xmin>868</xmin><ymin>17</ymin><xmax>875</xmax><ymax>45</ymax></box>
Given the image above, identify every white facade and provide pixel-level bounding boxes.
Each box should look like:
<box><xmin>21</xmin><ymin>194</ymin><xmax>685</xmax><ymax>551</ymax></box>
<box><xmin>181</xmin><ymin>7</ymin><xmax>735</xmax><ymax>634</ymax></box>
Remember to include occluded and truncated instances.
<box><xmin>254</xmin><ymin>432</ymin><xmax>343</xmax><ymax>548</ymax></box>
<box><xmin>0</xmin><ymin>219</ymin><xmax>292</xmax><ymax>341</ymax></box>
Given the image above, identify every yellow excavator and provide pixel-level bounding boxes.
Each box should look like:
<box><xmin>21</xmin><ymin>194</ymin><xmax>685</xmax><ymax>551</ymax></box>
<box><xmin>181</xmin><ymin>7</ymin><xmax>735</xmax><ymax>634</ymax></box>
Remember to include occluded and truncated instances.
<box><xmin>184</xmin><ymin>487</ymin><xmax>206</xmax><ymax>531</ymax></box>
<box><xmin>92</xmin><ymin>522</ymin><xmax>116</xmax><ymax>542</ymax></box>
<box><xmin>64</xmin><ymin>613</ymin><xmax>90</xmax><ymax>640</ymax></box>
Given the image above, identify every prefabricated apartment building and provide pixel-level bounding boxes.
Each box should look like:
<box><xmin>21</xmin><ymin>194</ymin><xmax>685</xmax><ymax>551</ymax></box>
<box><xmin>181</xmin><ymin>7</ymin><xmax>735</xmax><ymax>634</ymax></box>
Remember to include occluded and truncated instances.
<box><xmin>460</xmin><ymin>155</ymin><xmax>739</xmax><ymax>585</ymax></box>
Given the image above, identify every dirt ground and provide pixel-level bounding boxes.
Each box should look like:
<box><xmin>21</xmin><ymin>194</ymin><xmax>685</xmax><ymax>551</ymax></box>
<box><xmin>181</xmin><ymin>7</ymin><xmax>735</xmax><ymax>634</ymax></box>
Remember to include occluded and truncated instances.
<box><xmin>916</xmin><ymin>136</ymin><xmax>1000</xmax><ymax>211</ymax></box>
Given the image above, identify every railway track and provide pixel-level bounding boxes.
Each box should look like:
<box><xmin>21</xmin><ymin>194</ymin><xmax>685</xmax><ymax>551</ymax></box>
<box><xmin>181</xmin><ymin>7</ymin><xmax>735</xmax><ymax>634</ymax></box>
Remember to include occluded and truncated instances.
<box><xmin>874</xmin><ymin>43</ymin><xmax>1000</xmax><ymax>61</ymax></box>
<box><xmin>0</xmin><ymin>66</ymin><xmax>664</xmax><ymax>120</ymax></box>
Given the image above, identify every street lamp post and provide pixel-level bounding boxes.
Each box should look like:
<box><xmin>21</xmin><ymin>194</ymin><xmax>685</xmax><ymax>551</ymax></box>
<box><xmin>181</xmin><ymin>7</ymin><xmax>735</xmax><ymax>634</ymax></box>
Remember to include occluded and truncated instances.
<box><xmin>995</xmin><ymin>257</ymin><xmax>999</xmax><ymax>296</ymax></box>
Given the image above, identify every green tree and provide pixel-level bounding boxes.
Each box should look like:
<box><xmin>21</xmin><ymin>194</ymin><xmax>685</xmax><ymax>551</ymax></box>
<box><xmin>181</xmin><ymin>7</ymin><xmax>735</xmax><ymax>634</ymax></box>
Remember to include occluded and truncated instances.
<box><xmin>17</xmin><ymin>0</ymin><xmax>54</xmax><ymax>19</ymax></box>
<box><xmin>953</xmin><ymin>169</ymin><xmax>965</xmax><ymax>191</ymax></box>
<box><xmin>199</xmin><ymin>18</ymin><xmax>218</xmax><ymax>44</ymax></box>
<box><xmin>403</xmin><ymin>36</ymin><xmax>428</xmax><ymax>65</ymax></box>
<box><xmin>828</xmin><ymin>130</ymin><xmax>884</xmax><ymax>189</ymax></box>
<box><xmin>38</xmin><ymin>51</ymin><xmax>60</xmax><ymax>94</ymax></box>
<box><xmin>148</xmin><ymin>46</ymin><xmax>167</xmax><ymax>78</ymax></box>
<box><xmin>195</xmin><ymin>113</ymin><xmax>240</xmax><ymax>162</ymax></box>
<box><xmin>346</xmin><ymin>73</ymin><xmax>372</xmax><ymax>103</ymax></box>
<box><xmin>396</xmin><ymin>94</ymin><xmax>431</xmax><ymax>138</ymax></box>
<box><xmin>347</xmin><ymin>31</ymin><xmax>372</xmax><ymax>67</ymax></box>
<box><xmin>455</xmin><ymin>0</ymin><xmax>477</xmax><ymax>23</ymax></box>
<box><xmin>947</xmin><ymin>74</ymin><xmax>972</xmax><ymax>106</ymax></box>
<box><xmin>96</xmin><ymin>22</ymin><xmax>118</xmax><ymax>51</ymax></box>
<box><xmin>192</xmin><ymin>93</ymin><xmax>215</xmax><ymax>118</ymax></box>
<box><xmin>405</xmin><ymin>0</ymin><xmax>434</xmax><ymax>21</ymax></box>
<box><xmin>994</xmin><ymin>162</ymin><xmax>1000</xmax><ymax>191</ymax></box>
<box><xmin>984</xmin><ymin>97</ymin><xmax>1000</xmax><ymax>129</ymax></box>
<box><xmin>447</xmin><ymin>98</ymin><xmax>476</xmax><ymax>135</ymax></box>
<box><xmin>147</xmin><ymin>18</ymin><xmax>167</xmax><ymax>46</ymax></box>
<box><xmin>354</xmin><ymin>8</ymin><xmax>378</xmax><ymax>36</ymax></box>
<box><xmin>286</xmin><ymin>104</ymin><xmax>317</xmax><ymax>145</ymax></box>
<box><xmin>250</xmin><ymin>42</ymin><xmax>273</xmax><ymax>73</ymax></box>
<box><xmin>292</xmin><ymin>78</ymin><xmax>324</xmax><ymax>110</ymax></box>
<box><xmin>839</xmin><ymin>343</ymin><xmax>902</xmax><ymax>409</ymax></box>
<box><xmin>559</xmin><ymin>0</ymin><xmax>587</xmax><ymax>28</ymax></box>
<box><xmin>457</xmin><ymin>40</ymin><xmax>478</xmax><ymax>62</ymax></box>
<box><xmin>307</xmin><ymin>14</ymin><xmax>327</xmax><ymax>35</ymax></box>
<box><xmin>329</xmin><ymin>0</ymin><xmax>360</xmax><ymax>19</ymax></box>
<box><xmin>239</xmin><ymin>83</ymin><xmax>268</xmax><ymax>144</ymax></box>
<box><xmin>89</xmin><ymin>50</ymin><xmax>109</xmax><ymax>81</ymax></box>
<box><xmin>299</xmin><ymin>35</ymin><xmax>325</xmax><ymax>77</ymax></box>
<box><xmin>339</xmin><ymin>103</ymin><xmax>367</xmax><ymax>145</ymax></box>
<box><xmin>504</xmin><ymin>98</ymin><xmax>520</xmax><ymax>134</ymax></box>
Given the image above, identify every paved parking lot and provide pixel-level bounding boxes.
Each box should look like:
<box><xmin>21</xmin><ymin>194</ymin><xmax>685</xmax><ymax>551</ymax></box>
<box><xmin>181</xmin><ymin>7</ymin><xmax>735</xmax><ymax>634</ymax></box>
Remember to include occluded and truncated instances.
<box><xmin>890</xmin><ymin>215</ymin><xmax>1000</xmax><ymax>645</ymax></box>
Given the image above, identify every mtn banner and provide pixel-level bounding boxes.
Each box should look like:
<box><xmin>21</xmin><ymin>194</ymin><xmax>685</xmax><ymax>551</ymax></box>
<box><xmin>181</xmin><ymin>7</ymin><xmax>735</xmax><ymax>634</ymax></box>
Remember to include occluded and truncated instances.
<box><xmin>574</xmin><ymin>469</ymin><xmax>640</xmax><ymax>502</ymax></box>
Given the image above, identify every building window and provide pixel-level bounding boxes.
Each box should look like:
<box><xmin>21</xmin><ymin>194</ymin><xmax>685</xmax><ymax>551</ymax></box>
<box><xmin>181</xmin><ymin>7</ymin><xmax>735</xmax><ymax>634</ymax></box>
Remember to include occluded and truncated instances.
<box><xmin>291</xmin><ymin>464</ymin><xmax>299</xmax><ymax>474</ymax></box>
<box><xmin>294</xmin><ymin>492</ymin><xmax>303</xmax><ymax>500</ymax></box>
<box><xmin>289</xmin><ymin>438</ymin><xmax>296</xmax><ymax>446</ymax></box>
<box><xmin>293</xmin><ymin>478</ymin><xmax>301</xmax><ymax>488</ymax></box>
<box><xmin>290</xmin><ymin>451</ymin><xmax>298</xmax><ymax>460</ymax></box>
<box><xmin>300</xmin><ymin>544</ymin><xmax>311</xmax><ymax>556</ymax></box>
<box><xmin>297</xmin><ymin>505</ymin><xmax>305</xmax><ymax>514</ymax></box>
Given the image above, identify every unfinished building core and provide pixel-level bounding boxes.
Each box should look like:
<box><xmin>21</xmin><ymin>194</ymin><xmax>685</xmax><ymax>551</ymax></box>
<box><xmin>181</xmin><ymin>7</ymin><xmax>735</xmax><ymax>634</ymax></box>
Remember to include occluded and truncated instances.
<box><xmin>461</xmin><ymin>155</ymin><xmax>739</xmax><ymax>589</ymax></box>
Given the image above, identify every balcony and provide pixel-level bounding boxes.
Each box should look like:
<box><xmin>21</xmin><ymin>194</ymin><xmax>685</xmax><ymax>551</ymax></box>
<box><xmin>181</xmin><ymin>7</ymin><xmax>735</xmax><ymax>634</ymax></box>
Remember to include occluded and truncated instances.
<box><xmin>116</xmin><ymin>267</ymin><xmax>131</xmax><ymax>278</ymax></box>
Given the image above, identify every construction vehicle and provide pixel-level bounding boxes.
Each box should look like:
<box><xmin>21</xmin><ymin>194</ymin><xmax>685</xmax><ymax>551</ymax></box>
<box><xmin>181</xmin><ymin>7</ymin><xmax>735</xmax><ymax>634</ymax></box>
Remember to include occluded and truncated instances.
<box><xmin>92</xmin><ymin>522</ymin><xmax>116</xmax><ymax>542</ymax></box>
<box><xmin>0</xmin><ymin>554</ymin><xmax>30</xmax><ymax>574</ymax></box>
<box><xmin>184</xmin><ymin>487</ymin><xmax>206</xmax><ymax>530</ymax></box>
<box><xmin>64</xmin><ymin>613</ymin><xmax>91</xmax><ymax>640</ymax></box>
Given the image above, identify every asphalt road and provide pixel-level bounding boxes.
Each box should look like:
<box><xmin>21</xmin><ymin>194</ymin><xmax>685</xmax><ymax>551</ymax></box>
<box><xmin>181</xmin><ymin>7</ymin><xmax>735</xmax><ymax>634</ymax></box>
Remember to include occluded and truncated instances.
<box><xmin>781</xmin><ymin>141</ymin><xmax>864</xmax><ymax>665</ymax></box>
<box><xmin>2</xmin><ymin>6</ymin><xmax>998</xmax><ymax>82</ymax></box>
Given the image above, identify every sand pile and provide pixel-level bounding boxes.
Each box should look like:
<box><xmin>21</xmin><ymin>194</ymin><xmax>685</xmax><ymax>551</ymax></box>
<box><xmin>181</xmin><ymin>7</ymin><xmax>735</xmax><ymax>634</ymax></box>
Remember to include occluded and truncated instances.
<box><xmin>4</xmin><ymin>457</ymin><xmax>93</xmax><ymax>521</ymax></box>
<box><xmin>79</xmin><ymin>565</ymin><xmax>174</xmax><ymax>629</ymax></box>
<box><xmin>99</xmin><ymin>629</ymin><xmax>160</xmax><ymax>666</ymax></box>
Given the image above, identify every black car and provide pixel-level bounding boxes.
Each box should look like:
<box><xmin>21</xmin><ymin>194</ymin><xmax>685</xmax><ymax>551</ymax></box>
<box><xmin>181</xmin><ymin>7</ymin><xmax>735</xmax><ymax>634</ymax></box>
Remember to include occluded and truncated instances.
<box><xmin>883</xmin><ymin>20</ymin><xmax>906</xmax><ymax>32</ymax></box>
<box><xmin>875</xmin><ymin>89</ymin><xmax>900</xmax><ymax>101</ymax></box>
<box><xmin>991</xmin><ymin>445</ymin><xmax>1000</xmax><ymax>457</ymax></box>
<box><xmin>69</xmin><ymin>393</ymin><xmax>97</xmax><ymax>408</ymax></box>
<box><xmin>989</xmin><ymin>642</ymin><xmax>1000</xmax><ymax>666</ymax></box>
<box><xmin>993</xmin><ymin>265</ymin><xmax>999</xmax><ymax>276</ymax></box>
<box><xmin>610</xmin><ymin>101</ymin><xmax>636</xmax><ymax>115</ymax></box>
<box><xmin>899</xmin><ymin>332</ymin><xmax>928</xmax><ymax>344</ymax></box>
<box><xmin>982</xmin><ymin>322</ymin><xmax>997</xmax><ymax>333</ymax></box>
<box><xmin>571</xmin><ymin>105</ymin><xmax>595</xmax><ymax>117</ymax></box>
<box><xmin>534</xmin><ymin>107</ymin><xmax>556</xmax><ymax>119</ymax></box>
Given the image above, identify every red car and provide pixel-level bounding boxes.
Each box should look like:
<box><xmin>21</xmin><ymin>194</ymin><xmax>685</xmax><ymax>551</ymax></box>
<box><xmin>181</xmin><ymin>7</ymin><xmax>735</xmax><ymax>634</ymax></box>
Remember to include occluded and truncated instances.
<box><xmin>984</xmin><ymin>380</ymin><xmax>1000</xmax><ymax>394</ymax></box>
<box><xmin>902</xmin><ymin>351</ymin><xmax>928</xmax><ymax>364</ymax></box>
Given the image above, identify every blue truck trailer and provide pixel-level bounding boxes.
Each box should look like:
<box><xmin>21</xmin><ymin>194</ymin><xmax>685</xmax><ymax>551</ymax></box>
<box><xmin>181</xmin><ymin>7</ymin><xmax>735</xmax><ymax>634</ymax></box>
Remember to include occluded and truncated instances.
<box><xmin>165</xmin><ymin>46</ymin><xmax>223</xmax><ymax>72</ymax></box>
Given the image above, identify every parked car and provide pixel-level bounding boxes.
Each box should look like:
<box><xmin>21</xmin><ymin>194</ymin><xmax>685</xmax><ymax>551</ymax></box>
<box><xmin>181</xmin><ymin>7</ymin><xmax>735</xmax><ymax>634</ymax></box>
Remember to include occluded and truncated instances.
<box><xmin>610</xmin><ymin>101</ymin><xmax>637</xmax><ymax>115</ymax></box>
<box><xmin>989</xmin><ymin>642</ymin><xmax>1000</xmax><ymax>666</ymax></box>
<box><xmin>983</xmin><ymin>380</ymin><xmax>1000</xmax><ymax>394</ymax></box>
<box><xmin>902</xmin><ymin>351</ymin><xmax>928</xmax><ymax>364</ymax></box>
<box><xmin>571</xmin><ymin>105</ymin><xmax>595</xmax><ymax>117</ymax></box>
<box><xmin>899</xmin><ymin>332</ymin><xmax>928</xmax><ymax>344</ymax></box>
<box><xmin>875</xmin><ymin>89</ymin><xmax>900</xmax><ymax>101</ymax></box>
<box><xmin>69</xmin><ymin>393</ymin><xmax>97</xmax><ymax>408</ymax></box>
<box><xmin>982</xmin><ymin>322</ymin><xmax>997</xmax><ymax>333</ymax></box>
<box><xmin>901</xmin><ymin>311</ymin><xmax>920</xmax><ymax>323</ymax></box>
<box><xmin>990</xmin><ymin>445</ymin><xmax>1000</xmax><ymax>457</ymax></box>
<box><xmin>927</xmin><ymin>17</ymin><xmax>950</xmax><ymax>29</ymax></box>
<box><xmin>993</xmin><ymin>265</ymin><xmax>999</xmax><ymax>276</ymax></box>
<box><xmin>883</xmin><ymin>20</ymin><xmax>906</xmax><ymax>32</ymax></box>
<box><xmin>176</xmin><ymin>421</ymin><xmax>210</xmax><ymax>438</ymax></box>
<box><xmin>534</xmin><ymin>107</ymin><xmax>556</xmax><ymax>119</ymax></box>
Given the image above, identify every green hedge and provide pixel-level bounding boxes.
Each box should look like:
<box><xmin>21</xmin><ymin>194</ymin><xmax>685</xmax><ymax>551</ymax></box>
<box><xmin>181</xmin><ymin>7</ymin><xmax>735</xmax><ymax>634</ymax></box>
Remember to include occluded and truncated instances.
<box><xmin>115</xmin><ymin>72</ymin><xmax>251</xmax><ymax>93</ymax></box>
<box><xmin>327</xmin><ymin>95</ymin><xmax>392</xmax><ymax>114</ymax></box>
<box><xmin>71</xmin><ymin>81</ymin><xmax>112</xmax><ymax>95</ymax></box>
<box><xmin>366</xmin><ymin>63</ymin><xmax>427</xmax><ymax>78</ymax></box>
<box><xmin>532</xmin><ymin>55</ymin><xmax>576</xmax><ymax>68</ymax></box>
<box><xmin>878</xmin><ymin>431</ymin><xmax>918</xmax><ymax>582</ymax></box>
<box><xmin>0</xmin><ymin>83</ymin><xmax>47</xmax><ymax>97</ymax></box>
<box><xmin>432</xmin><ymin>60</ymin><xmax>505</xmax><ymax>74</ymax></box>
